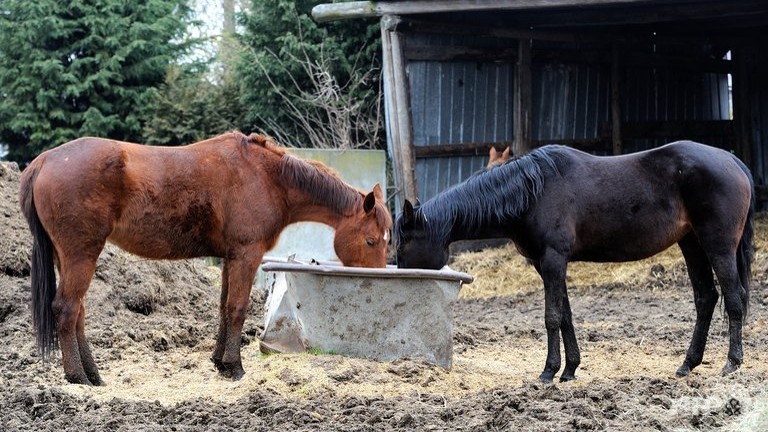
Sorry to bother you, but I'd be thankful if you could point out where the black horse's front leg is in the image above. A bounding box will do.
[559,291,581,382]
[537,250,570,383]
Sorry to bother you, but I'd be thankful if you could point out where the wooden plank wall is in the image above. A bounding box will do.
[386,21,740,202]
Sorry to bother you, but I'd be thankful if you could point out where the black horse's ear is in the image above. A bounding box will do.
[363,190,376,213]
[402,199,415,228]
[414,198,422,208]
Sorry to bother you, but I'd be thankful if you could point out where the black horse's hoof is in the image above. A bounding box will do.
[559,373,576,382]
[675,363,691,378]
[721,359,741,376]
[538,372,555,384]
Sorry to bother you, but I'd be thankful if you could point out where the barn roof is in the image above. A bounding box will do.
[313,1,768,35]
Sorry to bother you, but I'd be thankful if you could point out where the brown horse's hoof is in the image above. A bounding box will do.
[215,360,245,380]
[210,356,226,373]
[65,373,94,386]
[721,359,741,376]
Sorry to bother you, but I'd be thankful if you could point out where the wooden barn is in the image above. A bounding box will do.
[313,0,768,208]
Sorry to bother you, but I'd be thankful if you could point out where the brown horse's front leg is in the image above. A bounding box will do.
[537,250,569,383]
[217,254,261,380]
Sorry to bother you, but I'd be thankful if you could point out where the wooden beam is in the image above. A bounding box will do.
[312,0,660,23]
[412,139,609,158]
[394,17,604,44]
[380,15,418,204]
[623,52,733,74]
[404,44,518,62]
[513,39,533,156]
[413,142,513,158]
[620,120,734,140]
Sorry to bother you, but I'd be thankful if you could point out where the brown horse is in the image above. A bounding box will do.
[19,131,392,385]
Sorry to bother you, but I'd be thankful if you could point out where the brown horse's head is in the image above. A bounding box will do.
[334,184,391,267]
[487,146,511,169]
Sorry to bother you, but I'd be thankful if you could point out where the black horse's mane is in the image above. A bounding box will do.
[410,145,561,246]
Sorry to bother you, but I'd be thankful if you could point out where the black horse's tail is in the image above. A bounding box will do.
[19,161,58,359]
[734,156,754,318]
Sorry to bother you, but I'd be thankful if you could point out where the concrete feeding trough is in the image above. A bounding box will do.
[259,259,473,369]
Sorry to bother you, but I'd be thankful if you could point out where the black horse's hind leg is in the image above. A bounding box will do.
[536,250,570,383]
[710,254,747,375]
[676,233,719,377]
[559,291,581,382]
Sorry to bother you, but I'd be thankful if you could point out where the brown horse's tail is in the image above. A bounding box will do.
[735,157,754,318]
[19,161,58,359]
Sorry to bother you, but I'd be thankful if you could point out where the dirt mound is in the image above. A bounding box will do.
[0,162,30,277]
[1,160,767,431]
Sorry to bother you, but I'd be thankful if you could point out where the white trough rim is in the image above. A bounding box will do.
[260,259,474,284]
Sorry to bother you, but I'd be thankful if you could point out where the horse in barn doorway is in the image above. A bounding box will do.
[395,141,753,383]
[20,131,392,385]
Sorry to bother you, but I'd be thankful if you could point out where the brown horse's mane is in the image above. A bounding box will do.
[214,131,389,225]
[223,132,359,219]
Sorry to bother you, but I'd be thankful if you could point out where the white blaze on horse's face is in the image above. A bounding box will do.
[383,229,389,242]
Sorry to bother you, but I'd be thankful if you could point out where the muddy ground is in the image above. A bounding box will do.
[1,160,767,431]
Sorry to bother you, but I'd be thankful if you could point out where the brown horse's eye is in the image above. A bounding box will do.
[365,238,375,247]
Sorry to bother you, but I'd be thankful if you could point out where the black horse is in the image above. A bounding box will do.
[395,141,754,383]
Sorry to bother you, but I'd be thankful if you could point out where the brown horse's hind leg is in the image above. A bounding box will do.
[53,257,99,385]
[676,233,719,377]
[211,261,229,372]
[76,302,103,385]
[217,253,262,380]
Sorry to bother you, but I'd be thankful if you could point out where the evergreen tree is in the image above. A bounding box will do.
[142,65,242,146]
[235,0,381,148]
[0,0,194,162]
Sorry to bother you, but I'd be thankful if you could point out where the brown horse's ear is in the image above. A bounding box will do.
[373,183,384,201]
[402,199,415,228]
[502,147,511,160]
[489,147,498,159]
[363,190,376,214]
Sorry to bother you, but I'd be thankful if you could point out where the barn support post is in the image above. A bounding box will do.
[381,15,418,207]
[732,47,754,169]
[610,42,623,155]
[513,38,532,156]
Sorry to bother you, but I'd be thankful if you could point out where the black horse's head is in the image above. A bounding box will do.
[394,199,449,270]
